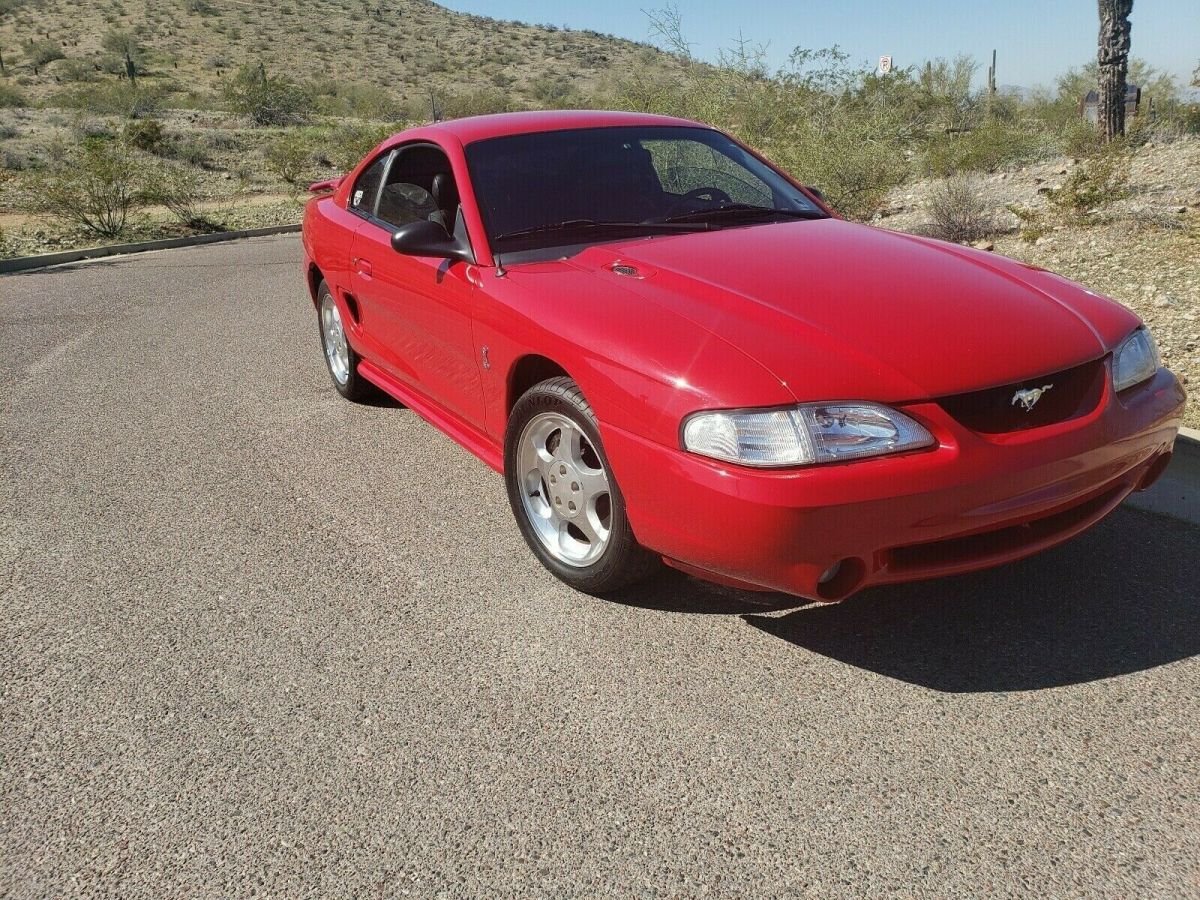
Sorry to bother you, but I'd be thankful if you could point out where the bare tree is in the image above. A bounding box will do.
[1096,0,1133,142]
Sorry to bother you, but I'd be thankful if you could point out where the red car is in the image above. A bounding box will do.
[302,110,1185,602]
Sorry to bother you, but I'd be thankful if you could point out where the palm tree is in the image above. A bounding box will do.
[1096,0,1134,142]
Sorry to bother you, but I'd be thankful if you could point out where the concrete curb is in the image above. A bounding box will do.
[0,224,301,274]
[1125,425,1199,525]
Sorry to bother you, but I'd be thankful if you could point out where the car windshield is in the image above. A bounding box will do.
[464,125,826,257]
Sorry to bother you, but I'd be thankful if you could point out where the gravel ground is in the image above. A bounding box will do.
[2,236,1199,898]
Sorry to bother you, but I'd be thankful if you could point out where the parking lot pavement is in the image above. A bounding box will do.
[2,235,1198,898]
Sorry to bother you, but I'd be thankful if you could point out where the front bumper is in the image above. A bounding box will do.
[603,368,1186,601]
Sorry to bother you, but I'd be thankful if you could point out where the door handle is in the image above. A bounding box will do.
[353,257,373,278]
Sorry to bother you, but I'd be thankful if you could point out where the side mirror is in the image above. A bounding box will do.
[390,219,473,264]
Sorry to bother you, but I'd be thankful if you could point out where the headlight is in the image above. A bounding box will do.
[1112,327,1160,392]
[681,402,935,467]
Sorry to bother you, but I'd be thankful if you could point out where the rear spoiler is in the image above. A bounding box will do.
[308,176,343,194]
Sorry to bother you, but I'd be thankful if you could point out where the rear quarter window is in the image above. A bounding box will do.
[350,155,387,214]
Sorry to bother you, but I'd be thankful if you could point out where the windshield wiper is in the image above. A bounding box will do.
[653,204,826,225]
[494,218,707,242]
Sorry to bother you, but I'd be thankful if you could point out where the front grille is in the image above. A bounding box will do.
[938,358,1106,434]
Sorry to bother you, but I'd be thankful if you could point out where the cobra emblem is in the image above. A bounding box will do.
[1012,384,1053,411]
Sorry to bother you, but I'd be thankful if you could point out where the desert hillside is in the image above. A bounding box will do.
[0,0,681,110]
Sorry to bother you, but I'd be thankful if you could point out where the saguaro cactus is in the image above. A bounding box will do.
[1096,0,1133,141]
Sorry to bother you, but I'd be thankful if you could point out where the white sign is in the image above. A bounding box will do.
[878,55,893,74]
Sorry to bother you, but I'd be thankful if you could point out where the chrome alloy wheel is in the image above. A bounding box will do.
[320,293,351,385]
[516,412,612,567]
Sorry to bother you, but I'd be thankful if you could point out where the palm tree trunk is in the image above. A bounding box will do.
[1097,0,1133,142]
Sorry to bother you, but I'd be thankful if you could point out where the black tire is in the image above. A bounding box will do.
[504,376,659,594]
[315,280,374,402]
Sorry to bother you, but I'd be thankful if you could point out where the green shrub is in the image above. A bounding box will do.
[21,140,151,236]
[265,133,310,184]
[123,117,165,153]
[28,40,65,67]
[1047,144,1131,218]
[921,119,1051,177]
[307,78,400,119]
[47,82,168,117]
[222,64,310,126]
[324,122,395,171]
[440,88,515,119]
[54,58,101,83]
[0,82,27,108]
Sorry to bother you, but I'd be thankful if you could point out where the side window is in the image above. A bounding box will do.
[376,145,459,231]
[350,154,388,215]
[642,139,774,207]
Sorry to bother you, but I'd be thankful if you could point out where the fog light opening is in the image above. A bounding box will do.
[1136,451,1172,492]
[815,557,866,601]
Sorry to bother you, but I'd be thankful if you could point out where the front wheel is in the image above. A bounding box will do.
[504,377,658,594]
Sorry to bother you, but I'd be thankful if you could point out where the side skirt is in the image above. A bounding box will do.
[357,360,504,474]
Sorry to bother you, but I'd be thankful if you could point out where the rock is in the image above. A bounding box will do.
[1154,295,1175,309]
[972,240,995,251]
[1037,186,1053,195]
[1175,206,1187,214]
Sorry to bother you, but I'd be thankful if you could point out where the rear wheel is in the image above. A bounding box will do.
[316,281,372,401]
[505,377,658,594]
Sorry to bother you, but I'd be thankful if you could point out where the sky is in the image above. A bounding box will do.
[438,0,1199,92]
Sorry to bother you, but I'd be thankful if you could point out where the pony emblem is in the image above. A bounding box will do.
[1012,384,1053,411]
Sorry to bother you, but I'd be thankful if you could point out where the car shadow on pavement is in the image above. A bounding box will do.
[738,506,1200,692]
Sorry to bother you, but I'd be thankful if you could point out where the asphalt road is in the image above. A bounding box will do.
[2,235,1198,899]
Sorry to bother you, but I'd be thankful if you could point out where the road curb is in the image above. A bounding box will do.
[0,224,301,274]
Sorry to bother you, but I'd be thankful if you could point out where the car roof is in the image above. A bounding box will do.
[424,109,711,145]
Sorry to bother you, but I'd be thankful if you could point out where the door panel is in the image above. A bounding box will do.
[350,222,484,424]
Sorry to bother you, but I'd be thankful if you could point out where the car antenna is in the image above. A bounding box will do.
[494,252,507,278]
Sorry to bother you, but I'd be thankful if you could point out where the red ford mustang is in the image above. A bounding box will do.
[302,110,1185,602]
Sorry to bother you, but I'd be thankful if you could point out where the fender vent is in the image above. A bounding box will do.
[611,264,640,278]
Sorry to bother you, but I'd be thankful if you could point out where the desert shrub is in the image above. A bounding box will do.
[123,117,165,153]
[0,82,26,108]
[924,175,998,243]
[222,64,310,126]
[161,135,212,167]
[1006,204,1050,243]
[265,133,310,184]
[529,75,588,109]
[47,82,168,117]
[324,122,394,171]
[100,29,146,70]
[307,78,400,119]
[921,119,1051,177]
[143,162,215,230]
[28,40,65,67]
[54,58,101,83]
[441,88,516,119]
[21,139,150,236]
[1047,144,1131,218]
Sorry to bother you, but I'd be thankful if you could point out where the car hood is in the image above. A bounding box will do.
[564,218,1139,402]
